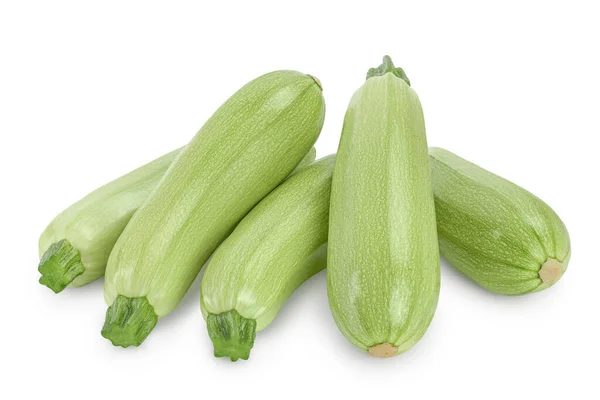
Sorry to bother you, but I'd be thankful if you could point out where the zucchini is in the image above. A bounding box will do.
[430,147,571,295]
[37,149,180,293]
[200,155,334,361]
[37,147,315,293]
[102,70,324,347]
[327,56,440,358]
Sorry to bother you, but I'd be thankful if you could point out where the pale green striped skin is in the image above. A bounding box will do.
[430,147,571,295]
[38,149,180,289]
[327,58,439,357]
[200,155,334,360]
[104,70,324,324]
[38,148,316,293]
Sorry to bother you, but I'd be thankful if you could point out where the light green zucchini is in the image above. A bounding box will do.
[37,147,315,293]
[200,155,334,361]
[430,147,571,295]
[102,70,324,347]
[37,149,180,293]
[327,56,440,358]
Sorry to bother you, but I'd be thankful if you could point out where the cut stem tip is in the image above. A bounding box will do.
[207,310,256,362]
[38,239,85,293]
[368,342,398,358]
[101,295,158,348]
[366,55,411,86]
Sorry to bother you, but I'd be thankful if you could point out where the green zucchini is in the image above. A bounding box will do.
[37,149,180,293]
[37,147,315,293]
[102,70,324,347]
[200,155,334,361]
[430,147,571,295]
[327,56,440,358]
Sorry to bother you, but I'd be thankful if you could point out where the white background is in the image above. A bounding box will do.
[1,1,598,399]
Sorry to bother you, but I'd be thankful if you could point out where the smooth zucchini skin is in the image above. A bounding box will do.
[38,149,181,293]
[430,147,571,295]
[327,56,440,358]
[103,70,324,347]
[200,155,334,361]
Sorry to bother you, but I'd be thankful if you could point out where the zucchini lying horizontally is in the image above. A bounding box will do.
[38,149,180,293]
[430,147,571,295]
[200,155,334,361]
[38,147,315,294]
[327,56,440,358]
[102,70,325,347]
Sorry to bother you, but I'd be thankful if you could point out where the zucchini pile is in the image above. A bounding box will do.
[38,56,570,360]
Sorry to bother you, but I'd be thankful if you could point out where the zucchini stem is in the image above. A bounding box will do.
[101,296,158,347]
[206,310,256,361]
[366,55,411,86]
[38,240,85,293]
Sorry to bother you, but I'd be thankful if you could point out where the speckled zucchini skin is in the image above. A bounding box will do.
[430,147,570,295]
[104,71,325,321]
[38,147,315,294]
[38,149,180,291]
[327,57,440,357]
[200,155,334,360]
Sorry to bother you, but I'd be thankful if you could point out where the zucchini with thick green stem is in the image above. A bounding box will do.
[37,147,316,293]
[200,155,334,361]
[102,70,324,347]
[327,56,440,358]
[430,147,571,295]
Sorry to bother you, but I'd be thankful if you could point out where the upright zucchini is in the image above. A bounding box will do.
[327,56,439,358]
[200,155,334,361]
[38,147,315,294]
[102,70,324,347]
[430,147,571,295]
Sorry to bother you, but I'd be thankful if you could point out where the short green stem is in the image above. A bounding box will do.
[101,295,158,347]
[366,55,411,86]
[206,310,256,361]
[38,239,85,293]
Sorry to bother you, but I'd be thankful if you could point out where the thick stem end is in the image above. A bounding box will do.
[207,310,256,361]
[368,342,399,358]
[366,55,411,86]
[101,295,158,348]
[38,239,85,293]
